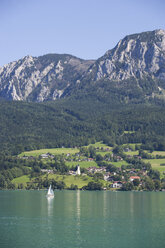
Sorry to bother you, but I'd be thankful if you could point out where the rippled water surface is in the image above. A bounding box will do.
[0,190,165,248]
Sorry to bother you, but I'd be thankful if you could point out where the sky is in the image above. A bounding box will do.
[0,0,165,66]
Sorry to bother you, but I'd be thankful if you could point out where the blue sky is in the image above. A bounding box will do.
[0,0,165,66]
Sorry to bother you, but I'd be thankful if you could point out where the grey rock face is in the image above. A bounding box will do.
[87,29,165,82]
[0,54,94,101]
[0,29,165,102]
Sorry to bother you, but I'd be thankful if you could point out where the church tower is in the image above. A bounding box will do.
[76,165,81,175]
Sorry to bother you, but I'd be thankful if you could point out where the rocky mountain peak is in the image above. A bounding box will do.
[0,30,165,102]
[0,53,94,101]
[89,29,165,81]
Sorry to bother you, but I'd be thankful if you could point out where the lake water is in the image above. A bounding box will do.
[0,190,165,248]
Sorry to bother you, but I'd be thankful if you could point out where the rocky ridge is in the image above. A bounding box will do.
[0,54,94,101]
[0,29,165,102]
[89,29,165,82]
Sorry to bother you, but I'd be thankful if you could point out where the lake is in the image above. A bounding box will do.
[0,190,165,248]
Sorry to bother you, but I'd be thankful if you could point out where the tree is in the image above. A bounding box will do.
[122,182,134,191]
[148,169,160,180]
[88,146,96,158]
[113,145,123,154]
[154,179,161,190]
[0,174,6,188]
[33,166,41,173]
[83,181,103,190]
[106,164,117,173]
[93,173,104,181]
[96,154,103,162]
[68,184,78,190]
[133,179,140,187]
[144,177,155,191]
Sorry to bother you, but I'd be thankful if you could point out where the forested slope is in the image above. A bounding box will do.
[0,95,165,155]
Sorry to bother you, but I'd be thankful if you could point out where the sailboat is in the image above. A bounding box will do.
[47,185,54,198]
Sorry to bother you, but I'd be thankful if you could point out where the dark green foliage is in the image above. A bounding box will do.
[83,181,103,190]
[121,182,134,191]
[0,80,165,158]
[154,180,161,190]
[148,169,160,180]
[106,164,118,173]
[68,184,78,190]
[93,172,104,181]
[42,178,66,190]
[133,179,140,187]
[144,177,155,191]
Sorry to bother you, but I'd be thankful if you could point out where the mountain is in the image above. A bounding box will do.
[0,54,94,101]
[0,29,165,102]
[87,29,165,82]
[1,29,165,154]
[77,29,165,103]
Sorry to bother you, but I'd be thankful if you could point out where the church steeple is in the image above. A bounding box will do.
[76,165,81,175]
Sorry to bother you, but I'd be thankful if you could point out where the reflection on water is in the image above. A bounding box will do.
[1,191,165,248]
[76,190,81,246]
[47,197,54,217]
[76,190,80,221]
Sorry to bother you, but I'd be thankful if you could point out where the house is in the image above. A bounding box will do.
[104,172,111,181]
[40,154,49,159]
[95,167,106,173]
[116,156,123,161]
[88,158,94,161]
[130,176,140,182]
[124,147,132,152]
[40,153,54,159]
[87,166,106,174]
[111,181,123,188]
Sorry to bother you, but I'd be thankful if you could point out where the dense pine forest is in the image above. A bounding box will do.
[0,92,165,156]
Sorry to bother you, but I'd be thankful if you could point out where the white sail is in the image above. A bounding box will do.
[47,185,54,198]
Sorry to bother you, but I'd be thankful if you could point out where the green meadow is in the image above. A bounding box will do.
[143,158,165,176]
[123,150,139,156]
[65,161,98,168]
[19,148,79,157]
[122,143,141,149]
[151,151,165,156]
[48,174,92,188]
[110,160,129,168]
[96,151,112,156]
[86,141,112,149]
[12,175,31,187]
[12,174,94,189]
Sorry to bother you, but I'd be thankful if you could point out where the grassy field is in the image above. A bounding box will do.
[143,159,165,176]
[12,175,31,187]
[12,174,93,189]
[110,160,129,168]
[65,161,98,168]
[122,143,141,149]
[151,151,165,156]
[123,151,139,156]
[96,151,112,156]
[86,142,112,149]
[47,174,92,188]
[19,148,79,157]
[12,172,108,189]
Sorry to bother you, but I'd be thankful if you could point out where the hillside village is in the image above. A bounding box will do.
[0,142,163,191]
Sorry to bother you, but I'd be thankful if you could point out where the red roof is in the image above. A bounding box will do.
[130,176,140,179]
